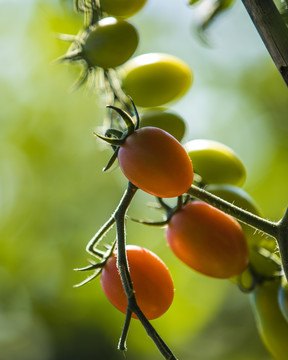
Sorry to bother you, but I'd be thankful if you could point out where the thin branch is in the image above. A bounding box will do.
[114,182,178,360]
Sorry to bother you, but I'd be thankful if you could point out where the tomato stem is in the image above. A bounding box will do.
[114,181,178,360]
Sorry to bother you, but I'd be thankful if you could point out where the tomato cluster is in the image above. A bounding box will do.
[60,2,287,360]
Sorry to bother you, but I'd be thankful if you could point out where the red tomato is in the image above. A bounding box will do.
[166,201,249,278]
[100,245,174,320]
[118,127,193,198]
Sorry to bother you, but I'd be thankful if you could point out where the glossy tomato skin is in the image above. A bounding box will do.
[250,279,288,360]
[82,17,138,69]
[118,127,193,198]
[100,245,174,320]
[166,201,249,278]
[120,53,193,107]
[184,139,246,186]
[100,0,147,18]
[139,108,186,142]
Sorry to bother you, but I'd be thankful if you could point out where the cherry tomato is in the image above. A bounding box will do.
[100,0,147,18]
[118,127,194,198]
[166,201,249,278]
[120,53,193,107]
[139,108,186,142]
[100,245,174,320]
[82,17,139,69]
[184,139,246,186]
[250,279,288,360]
[205,184,281,279]
[278,277,288,322]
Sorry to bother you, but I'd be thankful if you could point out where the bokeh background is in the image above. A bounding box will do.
[0,0,288,359]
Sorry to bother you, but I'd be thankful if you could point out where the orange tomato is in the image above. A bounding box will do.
[166,201,249,278]
[118,127,193,198]
[100,245,174,320]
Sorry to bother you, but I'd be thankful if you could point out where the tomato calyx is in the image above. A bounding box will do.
[131,195,191,227]
[94,99,140,171]
[74,241,117,287]
[236,248,283,294]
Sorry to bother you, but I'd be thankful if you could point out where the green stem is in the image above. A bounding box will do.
[187,185,278,237]
[114,182,178,360]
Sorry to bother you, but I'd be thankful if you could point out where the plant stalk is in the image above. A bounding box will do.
[241,0,288,86]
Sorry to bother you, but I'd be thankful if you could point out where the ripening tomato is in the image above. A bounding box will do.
[100,245,174,320]
[81,17,139,69]
[120,53,193,107]
[118,127,193,198]
[278,277,288,322]
[205,184,281,279]
[184,139,246,186]
[250,279,288,360]
[100,0,147,18]
[139,108,186,142]
[166,201,249,278]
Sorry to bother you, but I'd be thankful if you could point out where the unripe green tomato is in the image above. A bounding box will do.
[82,17,139,69]
[250,279,288,360]
[139,108,186,142]
[120,53,193,107]
[184,139,246,186]
[100,0,147,18]
[278,277,288,322]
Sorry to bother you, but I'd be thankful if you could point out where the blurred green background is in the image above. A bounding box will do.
[0,0,287,359]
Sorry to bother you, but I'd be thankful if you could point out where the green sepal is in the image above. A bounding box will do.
[94,132,124,146]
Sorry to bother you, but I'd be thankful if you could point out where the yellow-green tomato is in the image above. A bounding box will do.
[82,17,139,69]
[120,53,193,107]
[100,0,147,18]
[139,108,186,142]
[250,279,288,360]
[184,139,246,186]
[278,277,288,322]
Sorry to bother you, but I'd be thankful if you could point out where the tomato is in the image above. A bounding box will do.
[139,108,186,142]
[205,184,281,278]
[278,277,288,322]
[120,53,193,107]
[184,139,246,186]
[250,279,288,360]
[100,245,174,320]
[118,127,193,198]
[166,201,249,278]
[100,0,147,18]
[81,17,139,69]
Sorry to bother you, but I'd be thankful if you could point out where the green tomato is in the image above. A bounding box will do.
[250,279,288,360]
[100,0,147,18]
[120,53,193,107]
[278,277,288,322]
[139,108,186,142]
[81,17,139,69]
[184,139,246,186]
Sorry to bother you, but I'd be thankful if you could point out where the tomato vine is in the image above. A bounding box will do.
[57,1,288,359]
